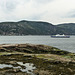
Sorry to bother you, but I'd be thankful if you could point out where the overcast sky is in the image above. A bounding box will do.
[0,0,75,24]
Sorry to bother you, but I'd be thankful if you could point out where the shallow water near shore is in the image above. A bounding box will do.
[0,35,75,52]
[0,54,37,75]
[0,62,36,75]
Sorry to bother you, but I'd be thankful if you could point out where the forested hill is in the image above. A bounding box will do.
[56,23,75,35]
[0,20,75,35]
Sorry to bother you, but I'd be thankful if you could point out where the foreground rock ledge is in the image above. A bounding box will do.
[0,43,75,62]
[0,44,75,75]
[0,43,73,55]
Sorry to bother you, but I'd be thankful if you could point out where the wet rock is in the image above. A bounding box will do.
[9,61,17,65]
[23,55,32,58]
[68,68,73,72]
[0,44,75,75]
[13,68,21,72]
[33,69,51,75]
[69,61,75,64]
[0,43,72,55]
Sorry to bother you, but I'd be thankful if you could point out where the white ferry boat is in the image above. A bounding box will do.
[51,34,70,38]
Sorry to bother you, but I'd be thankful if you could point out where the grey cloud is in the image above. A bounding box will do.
[66,10,75,18]
[28,13,44,20]
[34,0,54,4]
[0,0,18,13]
[6,1,17,11]
[68,14,75,18]
[4,0,31,12]
[0,0,53,13]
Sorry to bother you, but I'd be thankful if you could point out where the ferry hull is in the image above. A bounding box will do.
[51,35,70,38]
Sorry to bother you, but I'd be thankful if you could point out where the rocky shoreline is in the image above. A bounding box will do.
[0,44,75,75]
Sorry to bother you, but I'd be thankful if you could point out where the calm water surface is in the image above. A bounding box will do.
[0,36,75,53]
[0,62,36,75]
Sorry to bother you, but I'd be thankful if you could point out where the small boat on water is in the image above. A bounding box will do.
[51,34,70,38]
